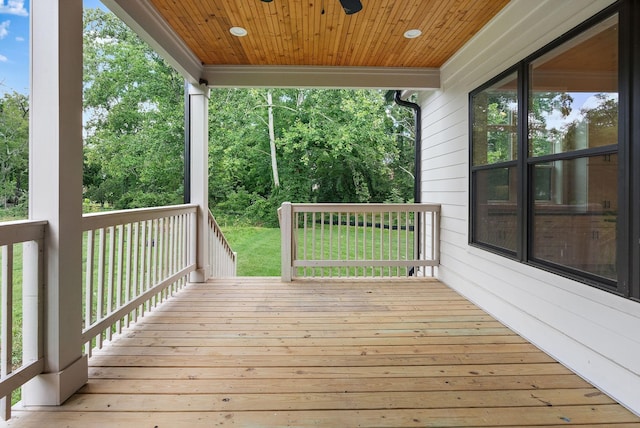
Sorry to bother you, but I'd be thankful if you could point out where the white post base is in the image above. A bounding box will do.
[189,268,207,283]
[21,356,88,406]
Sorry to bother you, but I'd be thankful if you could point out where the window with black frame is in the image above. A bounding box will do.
[470,72,519,253]
[528,15,618,282]
[470,11,620,288]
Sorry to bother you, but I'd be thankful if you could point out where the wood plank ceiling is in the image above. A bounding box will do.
[148,0,510,68]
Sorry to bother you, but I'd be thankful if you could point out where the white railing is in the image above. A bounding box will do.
[81,204,197,355]
[0,204,235,420]
[207,210,237,278]
[278,202,440,281]
[0,220,46,420]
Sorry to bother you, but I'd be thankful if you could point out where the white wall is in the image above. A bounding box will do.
[420,0,640,415]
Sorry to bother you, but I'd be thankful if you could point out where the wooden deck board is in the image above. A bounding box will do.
[31,389,618,412]
[9,277,640,427]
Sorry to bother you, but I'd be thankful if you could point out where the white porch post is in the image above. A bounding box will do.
[188,84,210,282]
[22,0,88,405]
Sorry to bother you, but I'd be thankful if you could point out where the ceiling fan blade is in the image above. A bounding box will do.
[339,0,362,15]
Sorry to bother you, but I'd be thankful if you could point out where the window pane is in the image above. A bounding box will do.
[472,73,518,166]
[534,164,553,201]
[473,167,517,252]
[531,154,617,280]
[529,15,618,157]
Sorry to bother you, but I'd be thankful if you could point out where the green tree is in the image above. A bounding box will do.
[279,89,397,203]
[208,88,298,225]
[386,95,418,202]
[83,8,184,209]
[208,89,412,225]
[0,91,29,216]
[81,9,415,221]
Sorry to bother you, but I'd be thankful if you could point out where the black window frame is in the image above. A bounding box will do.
[628,0,640,302]
[469,0,640,299]
[469,66,521,257]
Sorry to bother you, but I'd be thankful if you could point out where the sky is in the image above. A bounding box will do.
[0,0,107,95]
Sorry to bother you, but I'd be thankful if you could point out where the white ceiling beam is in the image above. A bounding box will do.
[202,65,440,90]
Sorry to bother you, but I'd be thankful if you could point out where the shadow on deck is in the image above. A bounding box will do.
[8,277,640,427]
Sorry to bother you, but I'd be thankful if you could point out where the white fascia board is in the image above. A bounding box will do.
[101,0,203,85]
[202,65,440,90]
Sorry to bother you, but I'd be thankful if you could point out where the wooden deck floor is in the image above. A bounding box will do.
[9,277,640,427]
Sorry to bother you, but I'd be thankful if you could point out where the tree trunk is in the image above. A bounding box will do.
[267,90,280,188]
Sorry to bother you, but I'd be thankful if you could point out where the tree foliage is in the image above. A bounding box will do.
[0,91,29,215]
[1,9,418,225]
[82,8,184,209]
[209,88,416,225]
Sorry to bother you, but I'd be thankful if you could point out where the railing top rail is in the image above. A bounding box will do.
[0,219,47,246]
[82,204,198,231]
[208,209,236,260]
[287,203,441,213]
[208,209,221,228]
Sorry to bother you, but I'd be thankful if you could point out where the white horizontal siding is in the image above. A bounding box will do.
[423,177,466,192]
[422,151,467,173]
[419,0,640,415]
[423,162,467,182]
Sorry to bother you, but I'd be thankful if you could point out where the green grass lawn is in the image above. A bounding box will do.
[220,227,281,276]
[221,224,416,277]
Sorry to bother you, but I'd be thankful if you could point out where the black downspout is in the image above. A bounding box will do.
[184,80,191,204]
[393,91,421,203]
[393,90,421,276]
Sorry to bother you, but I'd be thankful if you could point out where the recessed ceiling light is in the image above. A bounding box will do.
[404,29,422,39]
[230,27,248,37]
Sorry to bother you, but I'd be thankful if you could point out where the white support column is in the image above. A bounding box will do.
[280,202,293,282]
[188,84,210,283]
[22,0,88,405]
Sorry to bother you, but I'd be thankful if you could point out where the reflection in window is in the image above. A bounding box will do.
[528,14,618,282]
[472,73,518,166]
[529,15,618,157]
[471,10,621,289]
[531,155,617,280]
[473,167,517,252]
[529,92,618,156]
[534,164,552,201]
[471,72,518,252]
